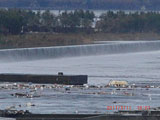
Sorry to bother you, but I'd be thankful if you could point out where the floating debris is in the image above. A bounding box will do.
[11,92,40,98]
[26,102,35,107]
[108,80,128,88]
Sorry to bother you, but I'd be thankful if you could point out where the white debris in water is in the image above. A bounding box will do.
[0,41,160,113]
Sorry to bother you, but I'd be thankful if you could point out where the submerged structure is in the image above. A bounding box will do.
[0,72,88,85]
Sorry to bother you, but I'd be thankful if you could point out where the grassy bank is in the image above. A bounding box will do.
[89,32,160,41]
[0,32,160,49]
[0,33,91,49]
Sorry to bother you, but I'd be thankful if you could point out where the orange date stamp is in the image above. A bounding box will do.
[107,106,150,111]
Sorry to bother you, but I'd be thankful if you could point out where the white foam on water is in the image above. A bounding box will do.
[0,40,160,62]
[0,41,160,114]
[0,41,160,85]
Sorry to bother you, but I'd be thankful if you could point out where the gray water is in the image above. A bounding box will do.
[1,41,160,62]
[0,41,160,114]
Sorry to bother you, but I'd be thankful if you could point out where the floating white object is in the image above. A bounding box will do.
[108,80,128,87]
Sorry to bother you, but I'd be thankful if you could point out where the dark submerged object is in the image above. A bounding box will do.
[0,72,87,85]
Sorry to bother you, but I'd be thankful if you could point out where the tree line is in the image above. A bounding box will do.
[97,11,160,33]
[1,9,160,35]
[0,9,95,34]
